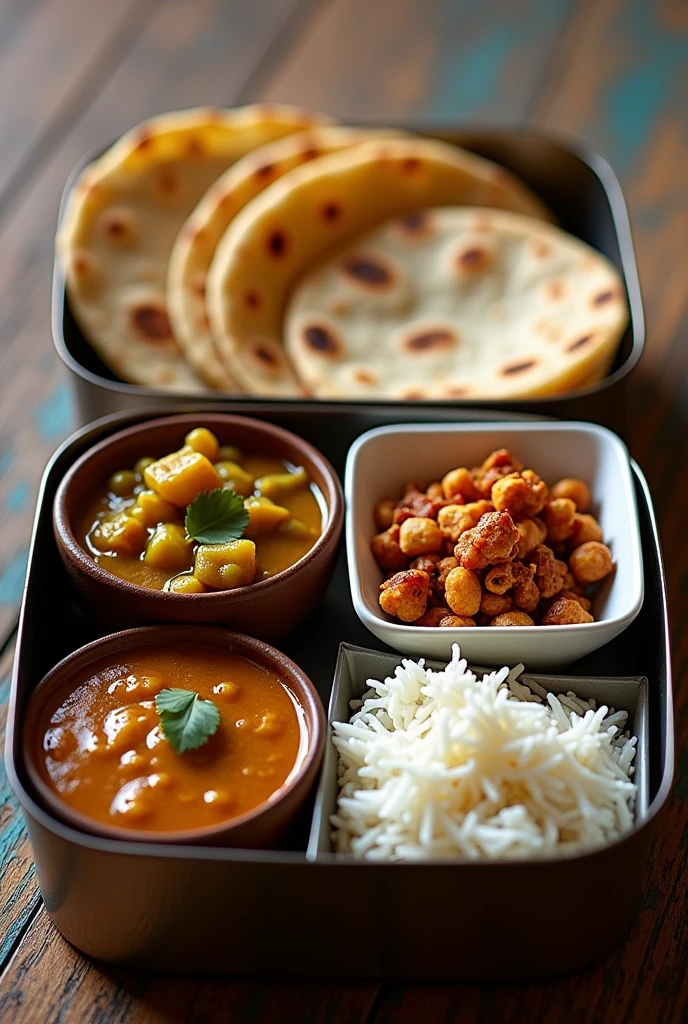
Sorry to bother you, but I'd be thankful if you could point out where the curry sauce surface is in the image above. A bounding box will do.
[37,646,305,832]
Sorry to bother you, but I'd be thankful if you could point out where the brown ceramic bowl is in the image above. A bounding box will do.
[54,413,343,640]
[22,625,326,847]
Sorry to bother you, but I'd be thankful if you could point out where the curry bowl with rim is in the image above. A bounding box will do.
[345,421,644,671]
[53,412,343,640]
[22,625,326,847]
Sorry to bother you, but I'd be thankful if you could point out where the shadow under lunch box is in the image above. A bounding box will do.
[5,405,673,980]
[53,128,644,438]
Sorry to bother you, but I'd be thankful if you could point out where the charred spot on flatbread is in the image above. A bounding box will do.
[254,162,275,181]
[156,168,182,199]
[351,367,379,386]
[341,254,395,289]
[592,288,619,307]
[396,211,434,239]
[566,333,595,353]
[133,127,153,152]
[128,301,174,344]
[500,359,538,376]
[70,250,100,296]
[443,384,472,398]
[245,337,288,377]
[545,280,566,301]
[321,200,343,224]
[531,240,552,259]
[301,323,345,359]
[192,276,206,299]
[244,288,261,310]
[399,387,429,400]
[401,157,421,174]
[186,136,205,158]
[266,229,288,258]
[402,327,458,354]
[455,244,492,273]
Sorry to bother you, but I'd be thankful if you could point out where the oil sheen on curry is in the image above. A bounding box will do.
[36,646,306,832]
[75,427,323,592]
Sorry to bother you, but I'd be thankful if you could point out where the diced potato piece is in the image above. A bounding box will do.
[256,467,309,500]
[185,427,219,463]
[215,461,255,497]
[129,490,179,528]
[278,517,315,540]
[243,495,291,537]
[194,539,256,590]
[144,523,193,573]
[166,574,207,594]
[218,445,242,463]
[144,447,222,507]
[91,510,148,556]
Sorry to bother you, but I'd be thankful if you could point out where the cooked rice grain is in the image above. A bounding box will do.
[331,645,637,860]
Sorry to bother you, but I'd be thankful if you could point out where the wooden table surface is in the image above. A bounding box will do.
[0,0,686,1020]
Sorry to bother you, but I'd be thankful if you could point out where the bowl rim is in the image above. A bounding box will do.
[21,624,326,844]
[53,412,344,602]
[345,419,644,640]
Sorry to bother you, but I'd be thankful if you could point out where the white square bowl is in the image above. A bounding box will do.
[345,422,644,671]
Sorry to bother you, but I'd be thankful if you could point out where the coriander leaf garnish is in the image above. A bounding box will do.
[185,487,249,545]
[155,688,221,755]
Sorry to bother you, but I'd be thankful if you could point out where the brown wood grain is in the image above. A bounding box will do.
[0,905,378,1024]
[0,635,40,975]
[0,0,155,214]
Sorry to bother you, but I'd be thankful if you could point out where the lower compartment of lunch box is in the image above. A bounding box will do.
[7,407,672,979]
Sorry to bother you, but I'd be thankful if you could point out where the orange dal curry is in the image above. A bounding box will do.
[36,646,305,833]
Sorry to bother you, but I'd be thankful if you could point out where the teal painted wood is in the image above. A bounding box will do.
[0,642,40,972]
[425,0,572,123]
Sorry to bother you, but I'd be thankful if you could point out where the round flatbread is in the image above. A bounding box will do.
[57,104,331,392]
[206,136,553,396]
[285,207,628,400]
[167,126,401,389]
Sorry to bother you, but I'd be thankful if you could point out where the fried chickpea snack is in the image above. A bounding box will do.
[370,450,613,628]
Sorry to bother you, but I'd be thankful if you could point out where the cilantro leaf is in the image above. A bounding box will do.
[185,487,249,545]
[155,688,221,754]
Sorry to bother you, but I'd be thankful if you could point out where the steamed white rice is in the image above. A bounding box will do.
[331,645,637,860]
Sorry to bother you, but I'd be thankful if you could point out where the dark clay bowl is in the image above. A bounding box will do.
[22,625,326,847]
[54,413,343,640]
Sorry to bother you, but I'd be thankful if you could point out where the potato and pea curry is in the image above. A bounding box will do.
[371,447,613,627]
[76,427,323,592]
[35,645,305,833]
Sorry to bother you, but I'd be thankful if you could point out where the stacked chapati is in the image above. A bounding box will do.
[58,105,629,400]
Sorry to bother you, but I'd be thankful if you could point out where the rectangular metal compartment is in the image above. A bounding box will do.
[309,645,650,857]
[6,406,673,981]
[53,128,644,437]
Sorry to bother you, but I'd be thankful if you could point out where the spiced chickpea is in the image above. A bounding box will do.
[454,511,519,571]
[444,566,482,616]
[399,516,443,556]
[570,513,603,548]
[437,500,493,542]
[530,544,566,598]
[441,467,480,502]
[550,478,591,512]
[426,482,444,500]
[491,469,548,520]
[371,525,408,570]
[558,590,592,611]
[373,498,396,531]
[543,498,576,542]
[569,541,613,583]
[515,516,547,559]
[416,606,452,627]
[490,612,534,626]
[439,615,476,627]
[480,592,513,617]
[379,569,430,622]
[410,553,441,573]
[542,597,594,625]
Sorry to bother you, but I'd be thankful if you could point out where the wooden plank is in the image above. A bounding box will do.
[0,0,309,643]
[0,634,40,974]
[0,0,155,214]
[260,0,573,122]
[0,905,379,1024]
